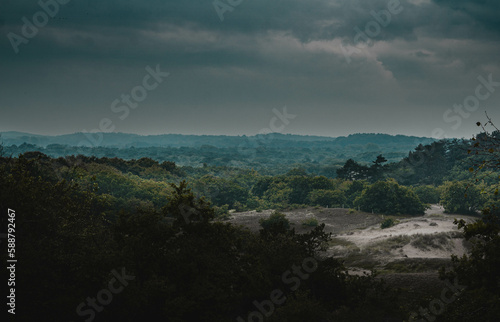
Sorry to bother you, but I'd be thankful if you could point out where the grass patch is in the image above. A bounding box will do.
[366,235,411,255]
[449,231,463,238]
[328,238,361,261]
[329,237,357,248]
[410,233,452,251]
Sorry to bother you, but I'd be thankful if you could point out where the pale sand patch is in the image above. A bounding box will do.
[336,208,475,259]
[229,205,475,261]
[339,218,461,248]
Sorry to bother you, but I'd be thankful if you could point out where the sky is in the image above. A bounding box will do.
[0,0,499,139]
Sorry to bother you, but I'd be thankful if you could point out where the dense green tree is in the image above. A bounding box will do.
[288,176,314,205]
[369,154,388,182]
[162,180,215,226]
[343,179,368,207]
[354,179,425,215]
[0,154,114,321]
[440,181,484,215]
[392,140,471,186]
[336,159,369,181]
[438,207,500,321]
[310,175,334,190]
[263,181,293,206]
[438,121,500,321]
[412,185,440,204]
[252,176,275,197]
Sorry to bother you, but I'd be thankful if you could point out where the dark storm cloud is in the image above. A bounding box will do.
[433,0,500,31]
[1,0,412,52]
[1,0,496,60]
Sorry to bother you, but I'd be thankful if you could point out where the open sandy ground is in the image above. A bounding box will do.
[229,205,477,270]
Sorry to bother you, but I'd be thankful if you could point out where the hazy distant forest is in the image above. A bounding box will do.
[1,126,500,321]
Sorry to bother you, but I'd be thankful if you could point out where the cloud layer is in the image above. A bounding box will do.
[1,0,499,138]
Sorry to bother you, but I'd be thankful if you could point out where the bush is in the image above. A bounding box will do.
[213,204,230,220]
[302,217,319,227]
[381,218,395,229]
[259,211,291,234]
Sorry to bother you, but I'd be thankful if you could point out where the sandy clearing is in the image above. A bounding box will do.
[229,205,477,263]
[339,217,462,248]
[334,205,476,260]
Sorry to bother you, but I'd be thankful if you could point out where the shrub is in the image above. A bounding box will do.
[302,217,319,227]
[213,204,230,220]
[259,211,290,234]
[381,218,395,229]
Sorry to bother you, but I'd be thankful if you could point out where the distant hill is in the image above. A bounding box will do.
[0,131,436,149]
[0,131,442,174]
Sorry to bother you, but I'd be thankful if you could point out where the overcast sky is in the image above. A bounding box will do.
[1,0,499,139]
